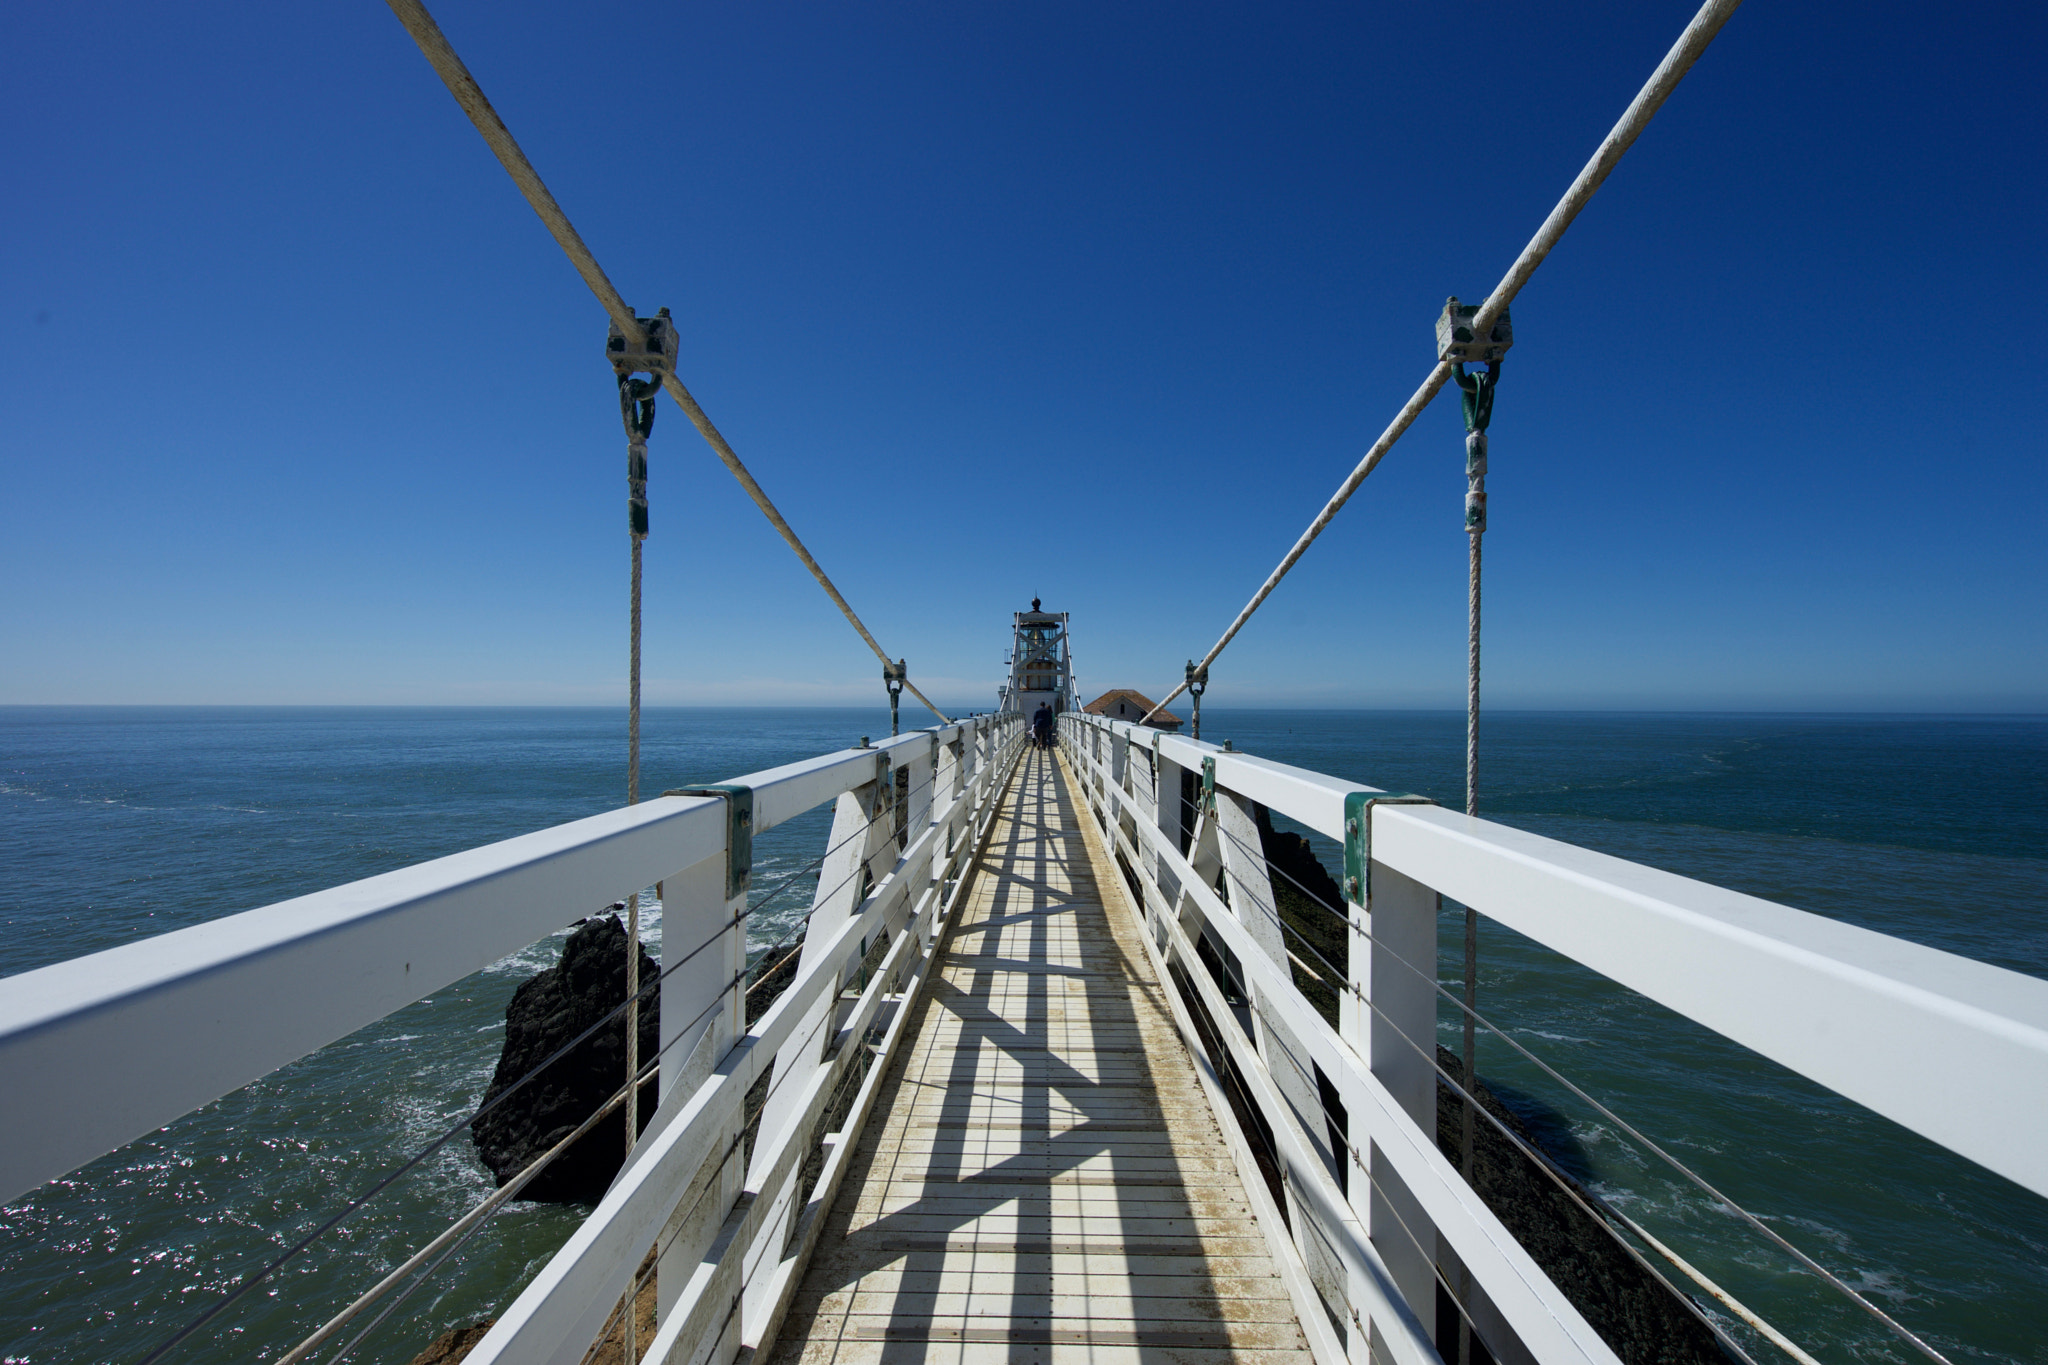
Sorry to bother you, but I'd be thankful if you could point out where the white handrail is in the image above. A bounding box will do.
[1372,803,2048,1199]
[1073,714,2048,1199]
[0,721,997,1206]
[464,721,1025,1363]
[1058,714,1616,1365]
[1057,710,2048,1364]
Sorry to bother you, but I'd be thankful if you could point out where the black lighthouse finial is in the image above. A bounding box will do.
[1031,597,1041,611]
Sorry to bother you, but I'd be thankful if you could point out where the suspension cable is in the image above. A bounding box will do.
[1175,788,1954,1365]
[1451,352,1500,1365]
[140,730,1019,1364]
[272,1048,658,1365]
[382,0,953,725]
[614,360,662,1178]
[1105,763,1768,1359]
[1141,0,1743,724]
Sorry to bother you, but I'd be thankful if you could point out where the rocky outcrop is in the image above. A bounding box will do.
[1434,1047,1733,1365]
[405,1319,493,1365]
[1258,822,1346,913]
[471,913,659,1204]
[1254,808,1349,1027]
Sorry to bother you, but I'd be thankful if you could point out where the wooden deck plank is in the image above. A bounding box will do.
[766,747,1309,1364]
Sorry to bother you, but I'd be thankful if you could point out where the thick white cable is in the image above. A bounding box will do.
[1142,0,1743,723]
[383,0,952,725]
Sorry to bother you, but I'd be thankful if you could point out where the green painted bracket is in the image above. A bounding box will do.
[664,783,755,899]
[1342,791,1436,907]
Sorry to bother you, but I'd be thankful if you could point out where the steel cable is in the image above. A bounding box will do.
[1164,783,1952,1365]
[1141,0,1744,724]
[137,741,1004,1365]
[382,0,952,725]
[279,1048,660,1365]
[1127,783,1800,1363]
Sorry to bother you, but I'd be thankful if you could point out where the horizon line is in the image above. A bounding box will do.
[2,703,2043,718]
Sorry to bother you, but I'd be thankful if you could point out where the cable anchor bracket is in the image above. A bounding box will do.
[1438,296,1510,536]
[609,307,675,540]
[883,659,908,736]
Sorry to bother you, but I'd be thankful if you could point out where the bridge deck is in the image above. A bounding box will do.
[769,745,1310,1364]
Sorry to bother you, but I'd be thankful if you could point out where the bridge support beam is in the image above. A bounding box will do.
[1362,861,1445,1359]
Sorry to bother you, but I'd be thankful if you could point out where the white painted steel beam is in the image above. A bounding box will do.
[466,726,1022,1365]
[1079,715,1376,841]
[1064,730,1615,1365]
[1372,804,2048,1199]
[0,725,1000,1206]
[0,795,725,1205]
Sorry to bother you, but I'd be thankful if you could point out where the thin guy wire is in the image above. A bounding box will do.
[301,1049,659,1365]
[138,898,751,1365]
[1349,1082,1762,1365]
[578,1083,775,1365]
[338,910,875,1365]
[627,514,645,1177]
[1129,791,1783,1365]
[382,0,951,725]
[1141,0,1744,725]
[1328,942,1776,1365]
[1081,732,1811,1364]
[1461,511,1482,1365]
[1131,772,1749,1357]
[1163,771,1952,1365]
[145,727,1014,1364]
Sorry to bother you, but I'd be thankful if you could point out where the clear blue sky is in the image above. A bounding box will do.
[3,1,2042,712]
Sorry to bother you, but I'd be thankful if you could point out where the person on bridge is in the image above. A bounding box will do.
[1032,703,1054,750]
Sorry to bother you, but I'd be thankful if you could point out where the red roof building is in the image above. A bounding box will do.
[1082,689,1183,731]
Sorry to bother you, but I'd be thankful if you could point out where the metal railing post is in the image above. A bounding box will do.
[653,840,751,1346]
[1361,859,1442,1356]
[741,753,891,1326]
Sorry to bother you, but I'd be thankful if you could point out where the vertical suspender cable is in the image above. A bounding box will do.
[1139,0,1743,726]
[1452,357,1498,1365]
[1450,358,1499,1188]
[382,0,953,727]
[615,371,659,1186]
[616,374,659,1365]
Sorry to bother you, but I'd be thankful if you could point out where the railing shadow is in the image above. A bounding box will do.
[770,747,1301,1361]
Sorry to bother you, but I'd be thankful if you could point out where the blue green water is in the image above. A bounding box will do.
[1,707,2043,1363]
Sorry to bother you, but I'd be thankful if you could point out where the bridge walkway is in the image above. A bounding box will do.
[768,743,1311,1364]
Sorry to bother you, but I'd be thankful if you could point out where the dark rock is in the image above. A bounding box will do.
[1257,822,1346,913]
[1434,1046,1733,1365]
[1253,807,1349,1027]
[471,914,659,1203]
[405,1319,493,1365]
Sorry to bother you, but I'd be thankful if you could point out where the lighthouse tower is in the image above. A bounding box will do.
[1001,597,1072,717]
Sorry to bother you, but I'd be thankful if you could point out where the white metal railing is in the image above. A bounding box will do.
[473,716,1025,1365]
[1055,710,2048,1365]
[0,713,1024,1364]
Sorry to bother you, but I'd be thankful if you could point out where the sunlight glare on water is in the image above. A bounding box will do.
[1,707,2042,1363]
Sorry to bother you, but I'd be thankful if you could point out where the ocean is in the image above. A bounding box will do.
[0,707,2042,1363]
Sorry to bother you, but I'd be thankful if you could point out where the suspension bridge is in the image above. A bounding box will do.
[3,2,2047,1364]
